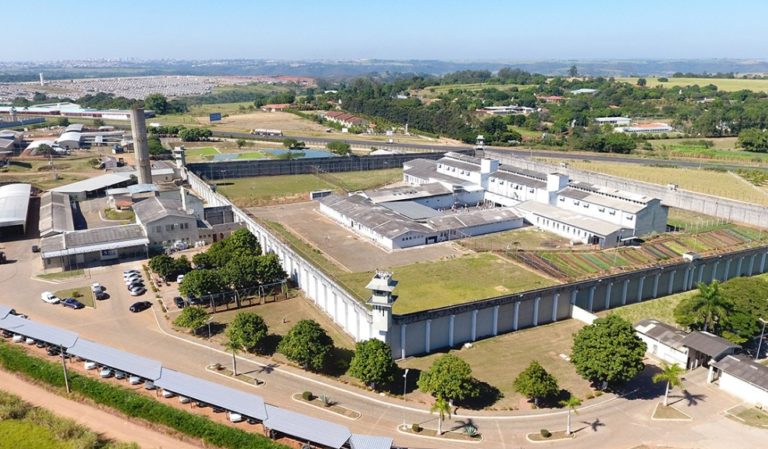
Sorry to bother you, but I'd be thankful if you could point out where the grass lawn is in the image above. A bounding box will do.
[236,151,268,159]
[616,77,768,92]
[337,253,556,314]
[0,421,72,449]
[597,290,694,326]
[37,269,84,281]
[209,295,355,350]
[727,405,768,428]
[459,226,571,252]
[183,146,219,158]
[54,286,96,308]
[398,319,592,410]
[218,168,402,207]
[104,209,135,221]
[559,161,768,205]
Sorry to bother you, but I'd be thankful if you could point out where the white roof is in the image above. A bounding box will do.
[51,173,134,194]
[349,434,394,449]
[68,338,163,380]
[0,183,31,227]
[0,314,79,348]
[26,139,57,150]
[515,200,625,237]
[263,404,351,449]
[56,131,82,143]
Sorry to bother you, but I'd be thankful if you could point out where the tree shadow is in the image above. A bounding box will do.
[379,367,422,396]
[323,346,354,377]
[576,417,605,433]
[451,417,478,433]
[669,389,706,407]
[206,322,227,338]
[615,363,665,400]
[256,362,279,375]
[259,334,282,356]
[456,380,503,410]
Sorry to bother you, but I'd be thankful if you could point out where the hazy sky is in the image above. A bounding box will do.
[7,0,768,61]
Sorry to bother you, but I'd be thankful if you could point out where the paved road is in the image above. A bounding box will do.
[0,370,202,449]
[211,130,767,172]
[1,234,765,449]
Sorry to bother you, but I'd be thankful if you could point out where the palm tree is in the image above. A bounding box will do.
[652,362,685,407]
[559,395,581,436]
[224,339,243,376]
[430,395,451,436]
[691,281,731,332]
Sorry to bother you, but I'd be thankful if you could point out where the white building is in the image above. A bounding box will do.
[56,131,82,150]
[595,116,631,126]
[617,123,674,134]
[478,105,536,116]
[710,354,768,408]
[634,319,689,367]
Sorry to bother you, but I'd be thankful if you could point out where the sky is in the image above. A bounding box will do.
[7,0,768,61]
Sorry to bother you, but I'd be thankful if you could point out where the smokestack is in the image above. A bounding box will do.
[130,108,152,185]
[180,186,187,211]
[39,73,44,86]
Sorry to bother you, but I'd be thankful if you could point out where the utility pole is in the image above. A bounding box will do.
[756,317,767,361]
[60,346,70,393]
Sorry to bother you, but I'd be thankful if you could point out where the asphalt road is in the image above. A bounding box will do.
[1,234,765,449]
[211,130,765,172]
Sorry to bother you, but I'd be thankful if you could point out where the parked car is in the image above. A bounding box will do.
[91,283,104,293]
[129,301,152,312]
[2,329,13,338]
[114,370,127,380]
[84,361,98,370]
[212,406,225,413]
[162,389,175,398]
[127,282,145,291]
[46,346,61,356]
[129,287,147,297]
[40,292,61,304]
[94,291,108,300]
[246,417,259,425]
[228,412,243,423]
[195,401,207,408]
[25,337,35,345]
[123,269,140,277]
[124,276,143,286]
[173,296,186,309]
[61,297,85,309]
[99,367,114,378]
[11,334,23,343]
[35,340,46,348]
[31,245,40,253]
[179,396,191,404]
[176,274,185,283]
[144,381,156,390]
[128,375,143,385]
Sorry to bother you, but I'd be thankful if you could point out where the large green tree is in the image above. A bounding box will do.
[738,128,768,152]
[512,361,559,407]
[277,320,334,371]
[674,281,733,333]
[348,339,396,389]
[226,312,268,353]
[255,253,287,285]
[144,93,169,115]
[571,315,646,387]
[173,306,208,334]
[223,255,262,290]
[149,254,191,280]
[178,269,227,298]
[417,354,478,403]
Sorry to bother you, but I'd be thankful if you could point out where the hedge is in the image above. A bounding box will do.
[0,342,286,449]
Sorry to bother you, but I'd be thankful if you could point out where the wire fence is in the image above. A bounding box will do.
[188,281,293,314]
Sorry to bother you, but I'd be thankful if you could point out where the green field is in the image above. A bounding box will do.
[337,253,556,314]
[218,168,403,207]
[617,77,768,92]
[648,139,768,163]
[558,160,768,205]
[415,82,533,99]
[598,290,693,327]
[183,146,219,158]
[237,151,269,159]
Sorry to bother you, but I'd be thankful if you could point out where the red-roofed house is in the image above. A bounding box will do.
[260,104,292,112]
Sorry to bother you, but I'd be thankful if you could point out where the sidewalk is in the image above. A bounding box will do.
[0,370,202,449]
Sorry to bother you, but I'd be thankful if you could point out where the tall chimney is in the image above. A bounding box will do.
[180,186,187,211]
[130,108,152,184]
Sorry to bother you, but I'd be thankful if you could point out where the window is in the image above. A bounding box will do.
[574,200,580,205]
[583,204,589,208]
[155,226,161,233]
[598,207,605,212]
[608,210,616,215]
[166,224,174,232]
[626,215,634,221]
[559,197,565,202]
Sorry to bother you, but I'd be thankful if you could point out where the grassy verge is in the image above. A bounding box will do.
[0,390,139,449]
[37,269,84,281]
[0,342,287,449]
[54,286,96,308]
[104,209,135,221]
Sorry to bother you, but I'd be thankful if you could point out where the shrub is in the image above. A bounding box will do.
[540,429,551,438]
[301,391,313,401]
[319,394,331,407]
[411,423,422,433]
[464,424,478,437]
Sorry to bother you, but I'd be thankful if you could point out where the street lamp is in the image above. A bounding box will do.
[755,317,767,361]
[401,368,409,429]
[206,318,213,339]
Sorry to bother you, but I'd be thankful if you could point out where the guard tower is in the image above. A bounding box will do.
[475,134,485,152]
[366,270,397,343]
[173,146,187,169]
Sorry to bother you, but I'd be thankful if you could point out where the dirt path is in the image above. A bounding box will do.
[0,371,202,449]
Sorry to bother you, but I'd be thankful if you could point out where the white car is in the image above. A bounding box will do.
[40,292,61,304]
[91,283,104,293]
[176,274,185,283]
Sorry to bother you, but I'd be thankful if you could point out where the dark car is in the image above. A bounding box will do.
[35,340,46,348]
[129,301,152,313]
[2,329,13,338]
[173,296,186,309]
[212,406,225,413]
[94,291,109,300]
[61,297,85,309]
[31,245,40,253]
[46,346,61,356]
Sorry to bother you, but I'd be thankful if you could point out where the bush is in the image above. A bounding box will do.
[464,423,478,437]
[411,423,422,433]
[540,429,551,438]
[301,391,313,401]
[0,342,285,449]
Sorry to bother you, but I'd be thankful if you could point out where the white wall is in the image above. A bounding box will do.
[719,372,768,408]
[637,334,689,367]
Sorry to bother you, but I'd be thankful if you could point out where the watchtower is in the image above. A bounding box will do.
[367,271,397,343]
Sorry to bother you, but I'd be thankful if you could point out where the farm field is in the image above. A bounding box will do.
[648,138,768,163]
[556,160,768,205]
[336,253,556,314]
[512,224,767,281]
[398,319,593,410]
[459,226,571,252]
[616,77,768,92]
[218,168,403,207]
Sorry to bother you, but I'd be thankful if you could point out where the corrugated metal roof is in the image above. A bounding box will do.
[380,201,442,220]
[41,224,148,257]
[263,404,351,449]
[514,200,625,237]
[155,368,267,420]
[0,315,79,348]
[681,332,739,359]
[348,434,393,449]
[0,183,31,227]
[712,354,768,391]
[427,207,521,231]
[133,196,194,224]
[0,305,14,319]
[39,191,74,237]
[634,319,687,350]
[51,173,134,194]
[68,338,162,380]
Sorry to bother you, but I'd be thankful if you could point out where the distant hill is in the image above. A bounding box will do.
[3,59,768,82]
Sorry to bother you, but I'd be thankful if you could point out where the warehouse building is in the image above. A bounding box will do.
[0,183,31,233]
[40,224,149,270]
[38,191,74,238]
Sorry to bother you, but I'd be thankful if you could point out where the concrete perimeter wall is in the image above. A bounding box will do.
[187,151,471,180]
[389,245,768,357]
[187,171,376,343]
[484,150,768,228]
